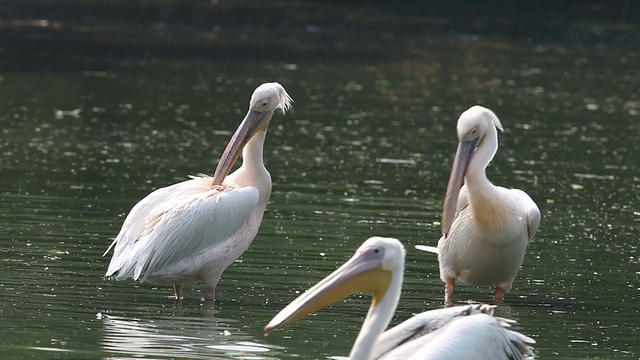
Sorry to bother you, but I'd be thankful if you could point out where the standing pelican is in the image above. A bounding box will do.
[104,82,293,300]
[265,237,535,359]
[416,106,540,304]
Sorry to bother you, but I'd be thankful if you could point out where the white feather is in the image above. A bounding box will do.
[373,304,534,360]
[405,313,534,360]
[105,176,259,285]
[414,245,438,254]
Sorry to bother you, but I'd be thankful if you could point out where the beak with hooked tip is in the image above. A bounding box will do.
[211,109,270,185]
[441,137,479,238]
[264,250,392,335]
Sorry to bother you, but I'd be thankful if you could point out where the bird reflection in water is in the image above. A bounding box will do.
[99,309,283,359]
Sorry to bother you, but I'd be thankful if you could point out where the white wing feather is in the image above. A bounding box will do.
[514,189,541,241]
[374,304,534,360]
[373,304,494,359]
[414,245,438,254]
[133,187,257,281]
[406,314,534,360]
[105,177,211,274]
[105,176,259,281]
[452,184,470,221]
[414,186,470,252]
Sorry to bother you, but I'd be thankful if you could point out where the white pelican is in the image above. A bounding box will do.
[104,82,293,300]
[416,105,540,304]
[265,237,535,360]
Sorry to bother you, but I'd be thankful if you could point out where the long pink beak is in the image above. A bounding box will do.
[211,109,268,186]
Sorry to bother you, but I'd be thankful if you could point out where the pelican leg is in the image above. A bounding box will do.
[205,287,216,301]
[494,287,505,304]
[173,284,183,299]
[445,278,455,306]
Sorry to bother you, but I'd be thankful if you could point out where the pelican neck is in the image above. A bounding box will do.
[464,126,499,188]
[240,130,267,174]
[349,265,404,360]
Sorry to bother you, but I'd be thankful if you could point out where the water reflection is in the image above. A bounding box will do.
[101,310,283,359]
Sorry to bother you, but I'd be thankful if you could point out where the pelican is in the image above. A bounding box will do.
[265,237,535,359]
[104,82,293,300]
[416,106,540,304]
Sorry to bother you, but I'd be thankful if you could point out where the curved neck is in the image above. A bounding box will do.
[464,126,507,226]
[239,130,267,176]
[465,125,498,188]
[230,130,272,206]
[349,266,404,360]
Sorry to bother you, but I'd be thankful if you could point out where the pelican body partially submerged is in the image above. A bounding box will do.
[265,237,535,359]
[104,82,293,300]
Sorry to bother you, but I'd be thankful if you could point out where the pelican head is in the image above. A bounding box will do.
[250,82,294,115]
[212,82,293,185]
[442,106,503,237]
[264,237,404,334]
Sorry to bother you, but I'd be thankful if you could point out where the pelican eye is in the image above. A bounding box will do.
[262,101,268,106]
[361,246,384,260]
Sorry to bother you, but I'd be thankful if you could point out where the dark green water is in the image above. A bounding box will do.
[1,1,639,359]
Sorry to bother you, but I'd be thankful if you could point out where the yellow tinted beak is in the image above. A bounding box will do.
[264,250,392,334]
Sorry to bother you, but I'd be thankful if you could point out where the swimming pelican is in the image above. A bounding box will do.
[104,82,293,300]
[265,237,534,359]
[416,105,540,304]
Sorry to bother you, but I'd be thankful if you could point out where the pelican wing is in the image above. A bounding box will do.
[407,314,534,360]
[376,304,534,360]
[414,185,470,253]
[104,177,212,277]
[105,176,259,280]
[104,178,205,258]
[134,187,258,281]
[525,199,541,242]
[509,188,541,242]
[373,304,495,359]
[527,206,541,241]
[451,184,470,224]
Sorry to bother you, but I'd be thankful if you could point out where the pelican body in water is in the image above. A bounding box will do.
[104,82,293,300]
[265,237,535,359]
[416,106,540,304]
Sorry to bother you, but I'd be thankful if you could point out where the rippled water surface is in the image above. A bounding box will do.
[1,1,639,359]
